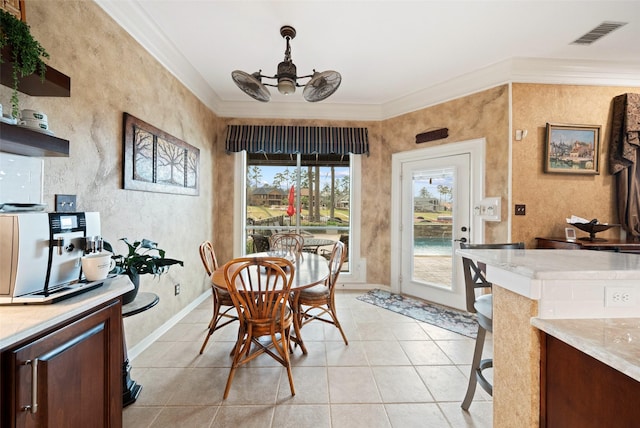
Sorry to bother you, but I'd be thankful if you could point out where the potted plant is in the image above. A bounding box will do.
[0,10,49,118]
[103,238,183,304]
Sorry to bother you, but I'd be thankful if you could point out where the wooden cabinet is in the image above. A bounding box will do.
[0,0,25,21]
[0,299,122,428]
[541,333,640,428]
[536,237,640,253]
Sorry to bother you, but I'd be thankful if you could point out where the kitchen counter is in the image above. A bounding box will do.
[455,248,640,427]
[532,317,640,382]
[0,275,133,351]
[456,248,640,318]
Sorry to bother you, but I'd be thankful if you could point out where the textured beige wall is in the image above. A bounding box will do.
[2,1,222,346]
[512,83,640,246]
[493,285,540,427]
[220,86,510,286]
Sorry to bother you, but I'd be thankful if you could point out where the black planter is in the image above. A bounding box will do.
[122,272,140,305]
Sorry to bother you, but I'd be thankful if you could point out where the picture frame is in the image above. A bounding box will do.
[565,227,576,241]
[544,123,600,174]
[123,113,199,195]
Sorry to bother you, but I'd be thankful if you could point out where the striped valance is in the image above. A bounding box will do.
[225,125,369,155]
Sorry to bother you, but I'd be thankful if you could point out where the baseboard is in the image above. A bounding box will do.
[128,289,211,361]
[338,282,387,291]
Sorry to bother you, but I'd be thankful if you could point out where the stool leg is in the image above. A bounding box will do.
[462,325,487,410]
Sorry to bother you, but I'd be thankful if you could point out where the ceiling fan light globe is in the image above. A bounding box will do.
[278,77,296,95]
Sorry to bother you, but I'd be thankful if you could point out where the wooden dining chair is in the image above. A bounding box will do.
[222,256,296,399]
[292,240,348,349]
[269,232,304,256]
[198,241,238,354]
[459,241,525,410]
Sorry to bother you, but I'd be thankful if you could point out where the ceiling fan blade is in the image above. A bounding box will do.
[231,70,271,102]
[303,70,341,102]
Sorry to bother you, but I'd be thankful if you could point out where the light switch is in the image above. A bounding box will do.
[55,194,77,212]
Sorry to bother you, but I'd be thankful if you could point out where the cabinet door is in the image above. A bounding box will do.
[9,300,122,428]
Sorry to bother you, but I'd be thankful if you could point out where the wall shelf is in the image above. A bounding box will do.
[0,46,70,97]
[0,122,69,157]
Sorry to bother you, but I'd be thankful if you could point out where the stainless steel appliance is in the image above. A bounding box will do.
[0,212,105,304]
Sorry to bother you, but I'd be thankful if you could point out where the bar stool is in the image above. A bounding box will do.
[460,241,524,410]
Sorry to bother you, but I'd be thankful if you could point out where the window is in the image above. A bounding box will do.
[245,153,351,271]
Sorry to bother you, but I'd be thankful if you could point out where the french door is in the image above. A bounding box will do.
[391,139,485,310]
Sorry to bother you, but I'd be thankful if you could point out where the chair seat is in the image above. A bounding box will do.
[474,294,492,320]
[216,288,234,305]
[297,284,330,301]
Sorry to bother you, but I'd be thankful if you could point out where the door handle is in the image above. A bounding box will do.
[22,358,38,414]
[453,237,467,243]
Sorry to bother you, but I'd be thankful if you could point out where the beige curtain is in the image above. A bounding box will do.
[609,93,640,239]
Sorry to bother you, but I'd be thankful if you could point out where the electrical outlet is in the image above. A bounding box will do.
[605,286,635,307]
[174,283,180,296]
[515,204,526,216]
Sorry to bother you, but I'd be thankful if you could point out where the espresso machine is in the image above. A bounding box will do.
[0,211,105,304]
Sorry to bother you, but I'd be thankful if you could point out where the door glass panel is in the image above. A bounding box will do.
[411,167,454,289]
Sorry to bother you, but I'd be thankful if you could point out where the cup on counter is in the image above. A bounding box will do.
[81,252,115,281]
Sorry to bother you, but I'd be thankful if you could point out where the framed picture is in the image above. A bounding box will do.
[123,113,199,195]
[565,227,576,241]
[545,123,600,174]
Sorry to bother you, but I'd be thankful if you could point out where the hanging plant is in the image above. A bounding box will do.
[0,10,49,118]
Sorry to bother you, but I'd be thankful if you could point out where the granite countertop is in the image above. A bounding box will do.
[0,275,133,351]
[532,317,640,382]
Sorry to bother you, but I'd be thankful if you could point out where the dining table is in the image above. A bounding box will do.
[210,251,330,354]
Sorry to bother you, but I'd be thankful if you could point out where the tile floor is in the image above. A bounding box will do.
[123,289,493,428]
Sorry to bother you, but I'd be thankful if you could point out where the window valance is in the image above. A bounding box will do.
[225,125,369,155]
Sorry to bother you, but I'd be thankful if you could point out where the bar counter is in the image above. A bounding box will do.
[455,248,640,427]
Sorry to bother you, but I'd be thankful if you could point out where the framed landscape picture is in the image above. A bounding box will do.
[544,123,600,175]
[123,113,199,195]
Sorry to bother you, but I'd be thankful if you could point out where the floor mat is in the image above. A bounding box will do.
[357,289,478,338]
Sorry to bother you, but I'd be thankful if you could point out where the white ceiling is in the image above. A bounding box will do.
[96,0,640,121]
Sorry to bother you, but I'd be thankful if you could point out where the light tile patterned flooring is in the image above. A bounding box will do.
[123,289,492,428]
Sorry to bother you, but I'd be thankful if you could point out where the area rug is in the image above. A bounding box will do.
[357,289,478,338]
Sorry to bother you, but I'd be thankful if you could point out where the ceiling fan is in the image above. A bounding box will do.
[231,25,341,103]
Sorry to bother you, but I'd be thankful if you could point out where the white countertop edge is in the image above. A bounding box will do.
[0,276,133,351]
[456,249,640,281]
[532,317,640,382]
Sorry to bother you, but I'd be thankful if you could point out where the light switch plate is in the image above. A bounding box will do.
[55,194,77,212]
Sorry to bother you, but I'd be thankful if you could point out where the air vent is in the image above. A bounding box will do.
[571,21,627,45]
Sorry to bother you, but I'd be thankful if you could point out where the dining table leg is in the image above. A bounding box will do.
[290,291,308,354]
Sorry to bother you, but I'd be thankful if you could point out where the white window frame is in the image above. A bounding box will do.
[232,152,366,286]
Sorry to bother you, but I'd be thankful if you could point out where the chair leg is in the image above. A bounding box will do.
[200,297,222,354]
[290,293,308,355]
[327,300,348,346]
[280,327,295,396]
[462,325,489,410]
